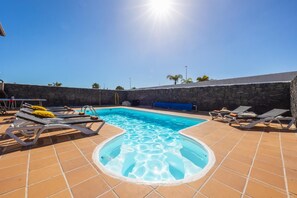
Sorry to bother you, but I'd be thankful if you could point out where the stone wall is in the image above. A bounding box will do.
[127,82,291,114]
[290,76,297,121]
[4,84,126,107]
[3,82,292,115]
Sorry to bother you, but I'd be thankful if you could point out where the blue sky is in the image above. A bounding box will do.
[0,0,296,89]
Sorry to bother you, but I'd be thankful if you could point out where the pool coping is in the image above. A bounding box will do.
[92,107,216,186]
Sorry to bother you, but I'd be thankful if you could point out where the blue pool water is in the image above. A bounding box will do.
[90,108,214,184]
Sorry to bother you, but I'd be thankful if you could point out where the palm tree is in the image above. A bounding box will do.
[115,86,124,90]
[167,74,183,85]
[92,83,100,89]
[182,78,193,84]
[197,75,209,82]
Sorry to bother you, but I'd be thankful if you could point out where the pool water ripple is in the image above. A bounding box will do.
[91,108,215,185]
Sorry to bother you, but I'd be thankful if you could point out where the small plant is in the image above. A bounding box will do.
[116,86,124,90]
[49,82,62,87]
[182,78,193,84]
[92,83,100,89]
[197,75,209,82]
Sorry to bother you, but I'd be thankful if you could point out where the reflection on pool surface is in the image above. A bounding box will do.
[91,108,215,185]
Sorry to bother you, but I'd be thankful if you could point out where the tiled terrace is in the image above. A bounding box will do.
[0,107,296,198]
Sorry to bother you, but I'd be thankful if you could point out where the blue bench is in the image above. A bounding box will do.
[153,102,193,111]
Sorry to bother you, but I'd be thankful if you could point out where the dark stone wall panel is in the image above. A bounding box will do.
[290,77,297,121]
[4,84,126,107]
[127,83,291,114]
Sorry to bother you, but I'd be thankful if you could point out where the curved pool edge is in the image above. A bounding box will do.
[92,109,216,186]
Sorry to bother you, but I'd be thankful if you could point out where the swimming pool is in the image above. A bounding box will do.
[91,108,215,185]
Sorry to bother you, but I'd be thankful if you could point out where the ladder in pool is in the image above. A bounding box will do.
[80,105,98,116]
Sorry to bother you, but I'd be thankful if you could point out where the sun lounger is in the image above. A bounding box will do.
[5,112,105,146]
[209,106,251,120]
[273,116,296,130]
[22,103,75,113]
[225,108,290,129]
[20,107,89,119]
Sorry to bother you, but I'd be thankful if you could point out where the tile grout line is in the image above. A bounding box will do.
[71,141,115,189]
[249,177,288,194]
[212,177,245,194]
[28,173,62,187]
[191,131,248,197]
[96,189,117,198]
[71,175,98,188]
[63,163,90,174]
[240,132,264,198]
[25,149,31,198]
[279,133,290,198]
[48,189,69,197]
[0,187,24,196]
[52,144,74,198]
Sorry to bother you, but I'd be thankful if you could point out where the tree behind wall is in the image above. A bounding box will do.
[197,75,209,82]
[116,86,124,90]
[48,82,62,87]
[92,83,100,89]
[167,74,183,85]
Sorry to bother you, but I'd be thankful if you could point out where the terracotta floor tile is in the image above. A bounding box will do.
[91,162,103,174]
[0,187,25,198]
[193,192,208,198]
[250,167,286,190]
[222,157,251,176]
[71,176,110,198]
[212,168,246,192]
[287,178,297,195]
[0,112,296,197]
[29,156,58,171]
[60,156,88,172]
[245,179,287,198]
[0,174,26,195]
[0,163,27,181]
[187,165,217,189]
[99,190,118,198]
[0,155,28,168]
[30,148,56,161]
[77,145,96,154]
[114,182,152,198]
[100,173,122,187]
[57,149,82,162]
[84,152,93,162]
[54,141,75,149]
[74,139,96,148]
[49,189,72,198]
[0,150,28,159]
[90,136,106,144]
[228,151,254,165]
[29,163,62,185]
[255,153,283,167]
[28,175,67,197]
[65,164,97,187]
[146,191,163,198]
[253,159,284,176]
[156,184,196,198]
[200,179,241,198]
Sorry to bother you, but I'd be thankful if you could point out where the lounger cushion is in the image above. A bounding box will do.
[230,113,238,117]
[31,105,47,111]
[32,110,55,118]
[238,112,257,118]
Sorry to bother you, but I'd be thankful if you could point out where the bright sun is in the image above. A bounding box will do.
[148,0,174,19]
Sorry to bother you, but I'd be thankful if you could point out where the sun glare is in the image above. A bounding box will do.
[148,0,174,19]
